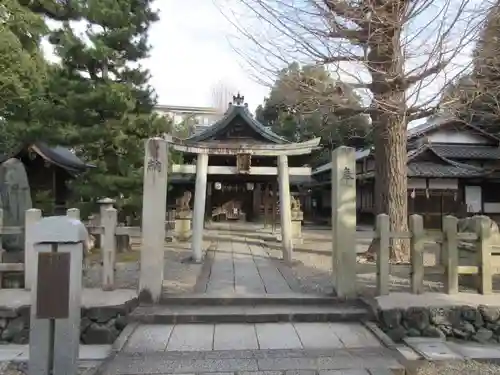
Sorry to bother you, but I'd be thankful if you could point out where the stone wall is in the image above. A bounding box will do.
[0,298,137,344]
[378,305,500,344]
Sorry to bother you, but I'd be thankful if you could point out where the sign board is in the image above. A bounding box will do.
[36,252,71,319]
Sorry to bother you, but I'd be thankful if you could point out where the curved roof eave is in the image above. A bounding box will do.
[186,105,290,144]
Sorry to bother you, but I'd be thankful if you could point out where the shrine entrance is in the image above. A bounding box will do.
[139,94,324,302]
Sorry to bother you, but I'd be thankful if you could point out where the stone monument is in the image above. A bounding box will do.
[290,195,304,242]
[0,158,33,252]
[175,191,192,241]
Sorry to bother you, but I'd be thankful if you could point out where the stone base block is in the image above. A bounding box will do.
[291,210,304,221]
[175,217,192,242]
[291,220,302,240]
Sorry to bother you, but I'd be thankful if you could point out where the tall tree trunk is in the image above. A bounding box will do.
[372,113,409,263]
[366,0,410,263]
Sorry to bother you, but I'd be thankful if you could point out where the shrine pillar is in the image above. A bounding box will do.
[139,138,168,303]
[278,155,293,262]
[331,146,356,297]
[191,153,209,262]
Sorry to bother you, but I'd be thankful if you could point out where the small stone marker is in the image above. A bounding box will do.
[29,216,87,375]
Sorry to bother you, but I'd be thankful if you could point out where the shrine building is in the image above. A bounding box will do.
[167,94,321,225]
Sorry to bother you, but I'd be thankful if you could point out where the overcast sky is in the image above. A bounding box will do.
[145,0,268,109]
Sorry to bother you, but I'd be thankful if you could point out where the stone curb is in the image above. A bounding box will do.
[128,308,371,324]
[363,321,426,375]
[159,294,363,306]
[111,322,138,353]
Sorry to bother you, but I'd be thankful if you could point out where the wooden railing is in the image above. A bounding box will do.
[360,214,499,295]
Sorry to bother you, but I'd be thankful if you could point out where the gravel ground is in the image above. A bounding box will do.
[0,361,99,375]
[82,240,212,293]
[414,360,500,374]
[264,235,500,297]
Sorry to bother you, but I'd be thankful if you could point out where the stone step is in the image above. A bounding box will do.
[159,293,343,306]
[129,302,373,324]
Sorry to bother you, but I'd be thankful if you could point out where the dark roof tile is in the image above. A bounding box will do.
[430,144,500,160]
[187,105,290,144]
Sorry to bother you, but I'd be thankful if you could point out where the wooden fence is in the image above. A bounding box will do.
[359,214,500,295]
[0,205,177,291]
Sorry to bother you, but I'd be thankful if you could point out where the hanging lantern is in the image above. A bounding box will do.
[410,189,416,199]
[214,182,222,190]
[246,182,254,191]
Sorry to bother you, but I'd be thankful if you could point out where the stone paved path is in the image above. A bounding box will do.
[101,322,404,374]
[197,231,299,295]
[99,225,405,374]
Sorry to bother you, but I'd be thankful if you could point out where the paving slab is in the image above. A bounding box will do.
[329,324,381,348]
[319,371,370,375]
[167,324,214,351]
[404,339,463,361]
[213,324,259,350]
[200,236,297,296]
[446,341,500,359]
[255,323,303,350]
[123,324,173,353]
[293,323,344,349]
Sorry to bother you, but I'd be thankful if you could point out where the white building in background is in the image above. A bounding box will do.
[154,104,224,134]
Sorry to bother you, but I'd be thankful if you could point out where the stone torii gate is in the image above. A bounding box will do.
[138,135,323,302]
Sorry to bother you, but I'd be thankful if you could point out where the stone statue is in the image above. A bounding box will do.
[291,196,301,212]
[0,159,33,251]
[176,191,192,212]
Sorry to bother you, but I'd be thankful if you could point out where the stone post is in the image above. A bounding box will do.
[291,204,304,244]
[278,155,293,262]
[331,146,356,298]
[139,138,168,303]
[101,207,117,290]
[191,153,209,262]
[175,205,192,242]
[29,216,87,375]
[24,208,42,290]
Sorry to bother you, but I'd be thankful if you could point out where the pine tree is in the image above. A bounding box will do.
[0,0,48,152]
[37,0,169,218]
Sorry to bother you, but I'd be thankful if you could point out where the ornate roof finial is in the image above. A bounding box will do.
[233,93,245,106]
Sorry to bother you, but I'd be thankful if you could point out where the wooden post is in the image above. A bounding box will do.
[101,207,117,290]
[409,214,425,294]
[443,215,458,294]
[476,215,493,294]
[25,208,42,290]
[376,214,390,295]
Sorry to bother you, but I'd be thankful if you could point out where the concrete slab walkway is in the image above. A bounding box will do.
[101,322,405,374]
[122,323,383,353]
[196,230,300,295]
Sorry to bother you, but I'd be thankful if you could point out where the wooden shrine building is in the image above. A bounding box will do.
[0,143,93,214]
[167,94,320,225]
